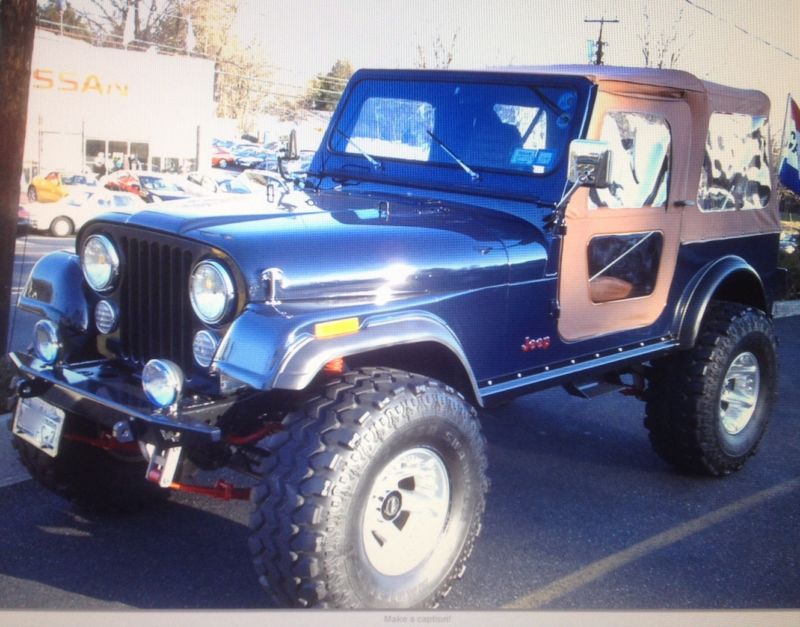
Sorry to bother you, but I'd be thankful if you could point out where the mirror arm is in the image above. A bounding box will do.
[546,178,582,234]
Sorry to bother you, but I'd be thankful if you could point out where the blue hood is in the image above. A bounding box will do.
[103,189,549,308]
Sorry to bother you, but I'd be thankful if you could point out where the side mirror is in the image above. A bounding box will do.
[285,129,298,161]
[277,129,298,183]
[567,139,612,189]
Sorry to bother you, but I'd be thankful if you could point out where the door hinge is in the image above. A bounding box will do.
[549,299,560,319]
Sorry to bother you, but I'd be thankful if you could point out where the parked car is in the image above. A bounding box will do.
[780,229,799,254]
[17,205,30,236]
[102,171,207,203]
[253,151,280,172]
[10,66,786,609]
[233,149,272,170]
[211,148,235,169]
[26,186,146,236]
[186,170,253,194]
[27,171,96,202]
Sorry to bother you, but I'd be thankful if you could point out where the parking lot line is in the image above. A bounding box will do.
[504,477,800,609]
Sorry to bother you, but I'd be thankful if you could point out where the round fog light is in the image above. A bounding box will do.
[142,359,184,409]
[192,330,219,368]
[95,300,118,334]
[33,320,61,364]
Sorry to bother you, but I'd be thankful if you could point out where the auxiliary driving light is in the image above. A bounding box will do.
[142,359,184,409]
[33,319,61,364]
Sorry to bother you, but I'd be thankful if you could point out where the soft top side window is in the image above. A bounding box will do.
[697,113,771,211]
[589,112,671,210]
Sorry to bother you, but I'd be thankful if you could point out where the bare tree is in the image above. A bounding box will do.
[69,0,272,130]
[638,3,693,69]
[416,30,459,69]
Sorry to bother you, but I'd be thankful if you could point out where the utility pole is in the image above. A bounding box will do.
[585,17,619,65]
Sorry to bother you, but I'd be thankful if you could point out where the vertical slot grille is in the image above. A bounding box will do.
[119,235,194,369]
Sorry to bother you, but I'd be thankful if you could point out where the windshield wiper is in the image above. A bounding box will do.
[426,130,480,182]
[335,129,381,170]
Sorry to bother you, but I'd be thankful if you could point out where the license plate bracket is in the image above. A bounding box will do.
[12,397,66,458]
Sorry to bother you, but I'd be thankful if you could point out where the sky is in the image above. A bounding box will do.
[234,0,800,123]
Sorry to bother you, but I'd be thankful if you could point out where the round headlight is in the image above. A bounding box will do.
[189,260,235,325]
[33,319,61,364]
[192,330,219,368]
[142,359,184,409]
[95,299,118,334]
[81,234,120,292]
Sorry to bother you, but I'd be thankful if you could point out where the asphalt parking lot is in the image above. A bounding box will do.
[1,235,798,612]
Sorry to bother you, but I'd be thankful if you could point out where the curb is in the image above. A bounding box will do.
[774,300,800,319]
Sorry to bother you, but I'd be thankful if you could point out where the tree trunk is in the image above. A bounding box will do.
[0,1,37,354]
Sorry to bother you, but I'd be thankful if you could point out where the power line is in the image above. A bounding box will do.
[684,0,800,63]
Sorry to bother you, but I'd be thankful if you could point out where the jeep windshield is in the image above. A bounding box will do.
[324,71,591,201]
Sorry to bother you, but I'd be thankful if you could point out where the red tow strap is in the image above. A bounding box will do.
[168,479,252,501]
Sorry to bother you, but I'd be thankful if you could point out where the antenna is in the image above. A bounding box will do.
[584,17,620,65]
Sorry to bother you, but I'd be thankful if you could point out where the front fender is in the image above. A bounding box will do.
[213,308,482,404]
[673,255,766,349]
[18,251,91,333]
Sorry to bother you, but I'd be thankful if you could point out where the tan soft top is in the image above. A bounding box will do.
[494,64,770,117]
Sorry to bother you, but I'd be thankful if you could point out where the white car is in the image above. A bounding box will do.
[26,187,146,237]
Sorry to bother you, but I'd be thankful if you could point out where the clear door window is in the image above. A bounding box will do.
[589,112,671,209]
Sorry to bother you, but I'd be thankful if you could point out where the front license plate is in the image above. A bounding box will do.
[12,397,66,458]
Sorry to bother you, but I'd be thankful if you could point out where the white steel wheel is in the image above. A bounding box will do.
[361,447,451,577]
[719,351,760,436]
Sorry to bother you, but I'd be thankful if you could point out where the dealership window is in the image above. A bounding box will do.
[85,139,106,176]
[697,113,771,211]
[86,139,149,175]
[589,112,671,209]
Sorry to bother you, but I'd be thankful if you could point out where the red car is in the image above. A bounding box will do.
[211,148,234,169]
[100,171,204,203]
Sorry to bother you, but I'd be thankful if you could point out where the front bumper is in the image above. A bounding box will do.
[10,352,224,449]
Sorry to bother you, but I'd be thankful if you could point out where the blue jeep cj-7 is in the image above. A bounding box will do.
[9,66,785,608]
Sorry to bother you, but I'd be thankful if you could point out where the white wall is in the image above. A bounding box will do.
[24,30,214,172]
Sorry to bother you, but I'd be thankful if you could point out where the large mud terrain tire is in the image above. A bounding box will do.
[249,367,488,608]
[10,410,168,512]
[644,302,777,476]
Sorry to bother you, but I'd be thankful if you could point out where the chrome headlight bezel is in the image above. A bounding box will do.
[81,234,120,292]
[192,330,219,368]
[189,259,236,325]
[94,299,119,335]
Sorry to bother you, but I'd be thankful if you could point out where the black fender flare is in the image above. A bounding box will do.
[17,251,91,333]
[672,255,767,349]
[271,311,484,405]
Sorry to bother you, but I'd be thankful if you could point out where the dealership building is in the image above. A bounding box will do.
[23,29,215,180]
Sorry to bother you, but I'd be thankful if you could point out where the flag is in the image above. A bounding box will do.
[779,95,800,195]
